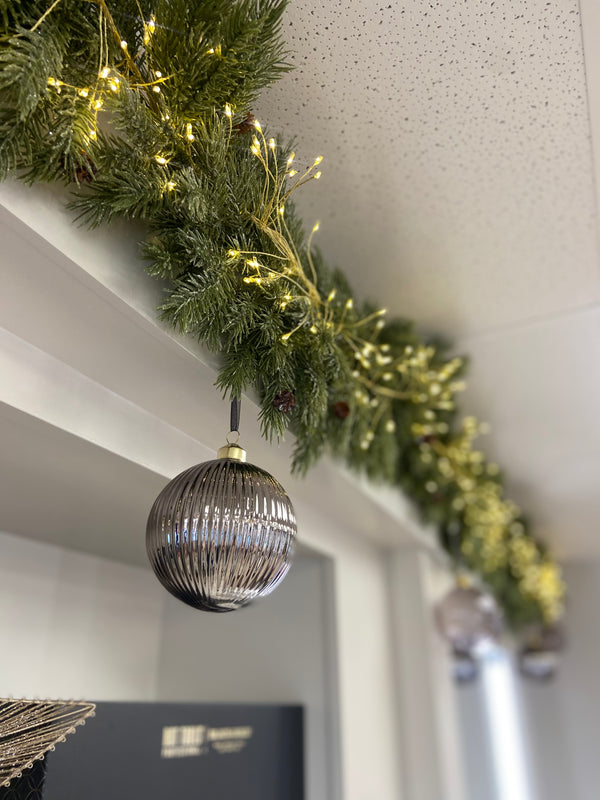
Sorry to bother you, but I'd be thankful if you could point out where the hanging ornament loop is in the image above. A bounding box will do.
[218,396,246,460]
[230,396,241,434]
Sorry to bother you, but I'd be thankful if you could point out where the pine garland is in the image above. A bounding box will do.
[0,0,565,627]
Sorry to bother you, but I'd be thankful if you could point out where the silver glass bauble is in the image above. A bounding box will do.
[435,582,503,656]
[518,624,565,681]
[146,442,297,612]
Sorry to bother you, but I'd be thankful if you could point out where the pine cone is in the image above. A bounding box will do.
[274,390,296,413]
[333,401,350,419]
[61,151,97,183]
[234,112,255,135]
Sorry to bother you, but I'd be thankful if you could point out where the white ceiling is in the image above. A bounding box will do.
[256,0,600,560]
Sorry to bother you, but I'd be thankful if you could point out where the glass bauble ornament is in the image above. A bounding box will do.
[435,582,503,656]
[146,442,297,612]
[518,624,565,681]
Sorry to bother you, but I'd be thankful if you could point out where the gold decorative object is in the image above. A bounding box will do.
[0,698,96,788]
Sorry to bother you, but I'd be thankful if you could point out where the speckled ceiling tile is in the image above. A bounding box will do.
[255,0,600,337]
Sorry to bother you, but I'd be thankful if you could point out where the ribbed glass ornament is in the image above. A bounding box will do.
[146,450,297,612]
[435,585,503,656]
[518,624,565,681]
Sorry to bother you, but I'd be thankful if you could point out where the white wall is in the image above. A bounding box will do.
[0,530,164,701]
[390,546,466,800]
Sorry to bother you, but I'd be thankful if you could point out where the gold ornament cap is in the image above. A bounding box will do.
[217,440,247,462]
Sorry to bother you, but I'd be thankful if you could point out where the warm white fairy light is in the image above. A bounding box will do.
[186,123,195,141]
[144,16,156,44]
[100,67,110,79]
[120,40,127,49]
[78,88,89,97]
[153,85,161,93]
[155,154,168,165]
[268,137,276,149]
[224,103,232,117]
